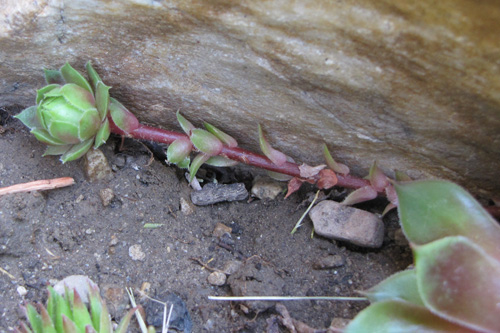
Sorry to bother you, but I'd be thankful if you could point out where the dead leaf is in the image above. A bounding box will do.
[316,169,338,189]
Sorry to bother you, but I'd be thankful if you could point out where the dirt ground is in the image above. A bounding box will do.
[0,106,412,332]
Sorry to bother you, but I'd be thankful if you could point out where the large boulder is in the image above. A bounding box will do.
[2,0,499,196]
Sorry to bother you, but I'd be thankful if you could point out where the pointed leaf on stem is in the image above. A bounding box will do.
[39,305,57,333]
[414,236,500,332]
[88,285,102,331]
[205,156,239,167]
[341,186,378,206]
[316,169,338,189]
[258,124,287,166]
[394,169,412,182]
[44,69,64,85]
[285,178,304,199]
[176,111,195,135]
[109,98,139,135]
[62,315,78,333]
[85,61,102,92]
[60,63,93,94]
[189,153,210,183]
[204,122,238,147]
[94,118,110,149]
[190,129,223,156]
[166,138,192,164]
[95,81,110,122]
[299,163,325,178]
[368,161,389,192]
[15,106,42,130]
[60,138,94,163]
[114,307,137,333]
[323,144,349,175]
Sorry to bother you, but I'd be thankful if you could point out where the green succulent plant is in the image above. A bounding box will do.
[15,62,138,163]
[16,285,135,333]
[345,180,500,332]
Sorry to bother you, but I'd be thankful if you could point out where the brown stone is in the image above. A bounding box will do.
[2,1,499,196]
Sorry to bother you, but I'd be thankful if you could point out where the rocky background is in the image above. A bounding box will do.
[2,0,499,197]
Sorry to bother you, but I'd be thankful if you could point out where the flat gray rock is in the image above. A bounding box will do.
[309,200,384,248]
[191,183,248,206]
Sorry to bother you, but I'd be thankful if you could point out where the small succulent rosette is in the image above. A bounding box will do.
[15,62,138,163]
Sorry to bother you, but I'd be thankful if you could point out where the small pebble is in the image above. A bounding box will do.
[312,254,345,270]
[208,271,227,286]
[180,197,195,215]
[212,223,232,238]
[17,286,27,297]
[251,176,284,200]
[84,148,113,181]
[109,235,119,246]
[309,200,384,248]
[129,244,146,261]
[222,260,242,275]
[99,188,114,207]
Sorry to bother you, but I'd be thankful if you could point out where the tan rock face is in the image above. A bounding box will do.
[1,0,499,196]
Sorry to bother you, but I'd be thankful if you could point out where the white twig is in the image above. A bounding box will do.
[208,295,367,301]
[291,190,320,234]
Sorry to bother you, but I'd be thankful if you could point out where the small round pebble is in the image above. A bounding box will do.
[208,271,226,286]
[129,244,146,261]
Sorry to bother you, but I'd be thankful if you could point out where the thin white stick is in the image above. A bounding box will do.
[164,303,174,333]
[208,296,367,301]
[291,190,320,234]
[126,287,148,333]
[0,177,75,196]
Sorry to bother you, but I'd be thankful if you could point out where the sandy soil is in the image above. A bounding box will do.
[0,106,412,332]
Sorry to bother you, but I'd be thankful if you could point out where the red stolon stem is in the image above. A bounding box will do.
[108,118,500,219]
[109,119,371,190]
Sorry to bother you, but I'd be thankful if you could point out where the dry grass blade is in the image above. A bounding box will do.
[0,177,75,196]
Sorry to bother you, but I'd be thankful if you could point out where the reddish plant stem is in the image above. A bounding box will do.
[109,120,500,219]
[109,121,371,190]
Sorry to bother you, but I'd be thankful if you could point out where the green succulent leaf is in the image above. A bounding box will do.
[361,269,424,307]
[368,161,389,192]
[190,129,223,156]
[176,111,196,135]
[205,155,239,167]
[44,69,65,85]
[95,81,110,121]
[167,138,192,164]
[17,321,33,333]
[60,138,94,163]
[43,145,72,156]
[341,185,378,206]
[114,308,137,333]
[36,84,60,105]
[39,305,57,333]
[26,304,43,333]
[94,119,110,149]
[15,106,42,130]
[60,63,93,94]
[323,144,349,175]
[344,300,468,333]
[98,298,112,333]
[395,180,500,258]
[31,129,67,146]
[204,122,238,147]
[258,124,287,166]
[394,170,412,182]
[109,98,139,135]
[62,315,78,333]
[71,290,93,332]
[414,236,500,332]
[85,61,102,92]
[88,285,102,331]
[189,153,210,183]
